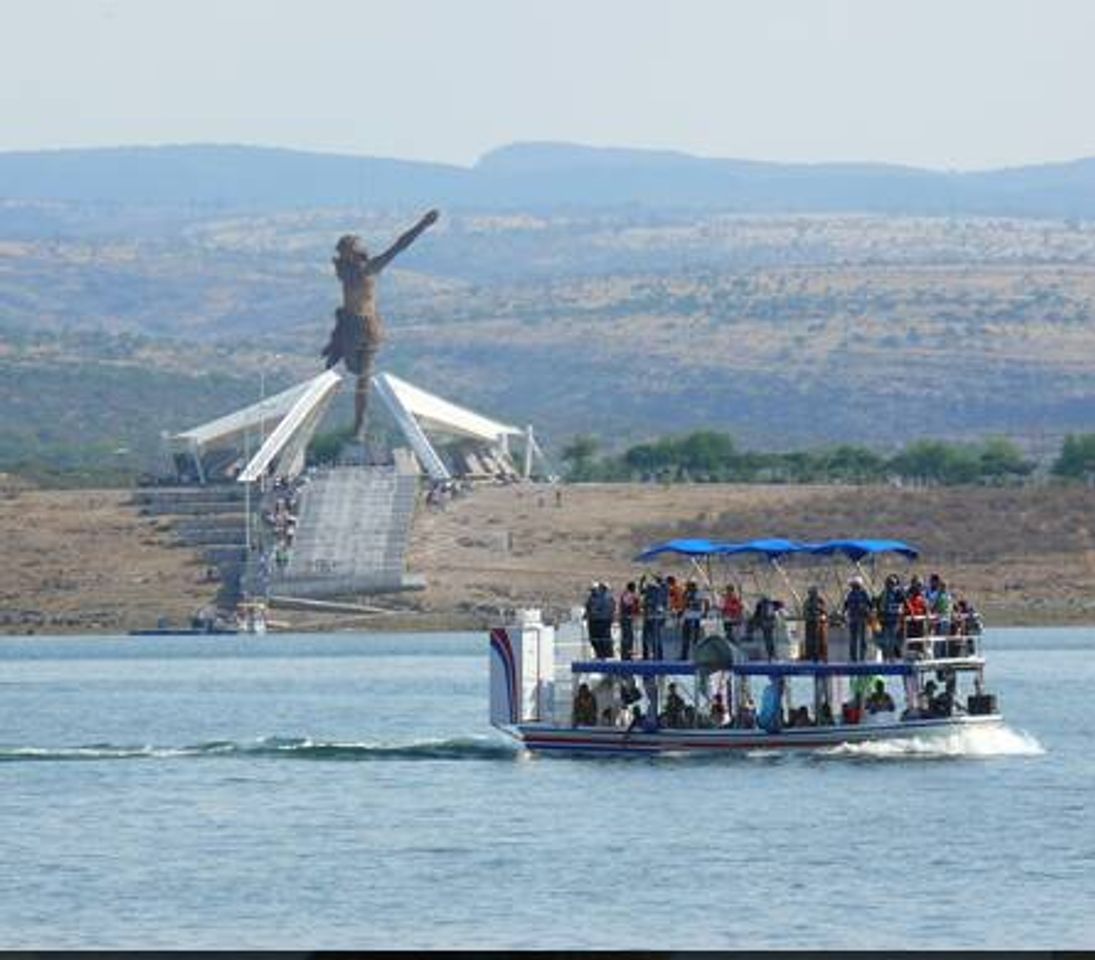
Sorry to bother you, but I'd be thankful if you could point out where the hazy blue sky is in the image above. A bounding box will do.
[2,0,1092,170]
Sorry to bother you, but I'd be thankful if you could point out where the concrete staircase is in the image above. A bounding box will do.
[131,485,249,608]
[271,459,423,598]
[130,455,423,609]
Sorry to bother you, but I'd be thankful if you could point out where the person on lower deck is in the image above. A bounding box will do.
[928,670,960,716]
[735,689,757,728]
[710,691,728,727]
[573,682,597,726]
[787,705,813,728]
[843,576,873,661]
[663,682,687,728]
[620,674,642,710]
[865,678,896,713]
[802,585,829,662]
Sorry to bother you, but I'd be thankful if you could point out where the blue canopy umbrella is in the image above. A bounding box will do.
[633,538,724,563]
[803,539,919,561]
[714,538,806,559]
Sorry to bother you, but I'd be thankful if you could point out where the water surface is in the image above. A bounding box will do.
[0,627,1088,949]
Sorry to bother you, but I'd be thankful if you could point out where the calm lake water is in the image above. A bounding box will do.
[0,627,1090,950]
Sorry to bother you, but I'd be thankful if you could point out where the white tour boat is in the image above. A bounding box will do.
[488,537,1002,755]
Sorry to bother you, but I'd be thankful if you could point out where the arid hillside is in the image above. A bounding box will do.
[3,481,1093,634]
[3,210,1095,481]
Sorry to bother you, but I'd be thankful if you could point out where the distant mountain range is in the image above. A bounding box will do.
[2,141,1095,218]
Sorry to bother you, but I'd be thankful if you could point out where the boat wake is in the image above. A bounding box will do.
[0,735,520,763]
[816,723,1044,761]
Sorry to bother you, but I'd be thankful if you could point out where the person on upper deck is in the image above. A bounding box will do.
[925,573,942,612]
[802,585,829,662]
[876,574,906,660]
[754,596,778,661]
[585,582,615,659]
[843,576,873,661]
[903,578,929,641]
[720,583,744,643]
[953,596,983,637]
[930,579,953,637]
[618,581,640,661]
[640,574,666,660]
[667,575,685,622]
[680,580,707,660]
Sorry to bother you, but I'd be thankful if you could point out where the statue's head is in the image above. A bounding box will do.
[336,234,367,259]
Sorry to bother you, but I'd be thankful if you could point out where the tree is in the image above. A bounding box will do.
[677,431,736,475]
[979,437,1034,481]
[1053,433,1095,480]
[560,434,599,480]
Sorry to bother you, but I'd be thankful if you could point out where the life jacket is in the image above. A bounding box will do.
[904,593,928,620]
[882,586,905,621]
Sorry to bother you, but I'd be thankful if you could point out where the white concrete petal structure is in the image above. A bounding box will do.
[371,372,528,483]
[169,370,342,484]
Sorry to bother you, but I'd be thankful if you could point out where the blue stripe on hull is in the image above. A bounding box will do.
[508,715,1002,755]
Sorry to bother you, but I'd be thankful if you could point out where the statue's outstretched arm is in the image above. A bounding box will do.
[370,209,440,271]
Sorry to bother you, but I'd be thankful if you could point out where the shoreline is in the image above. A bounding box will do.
[3,483,1095,637]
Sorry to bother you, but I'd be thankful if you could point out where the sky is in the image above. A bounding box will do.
[1,0,1093,171]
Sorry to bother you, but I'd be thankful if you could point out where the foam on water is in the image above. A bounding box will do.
[0,725,1045,764]
[0,735,520,763]
[817,723,1045,760]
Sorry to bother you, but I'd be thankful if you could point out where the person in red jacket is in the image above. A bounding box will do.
[903,579,929,640]
[720,584,745,643]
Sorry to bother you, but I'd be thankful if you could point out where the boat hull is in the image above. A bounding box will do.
[503,713,1003,755]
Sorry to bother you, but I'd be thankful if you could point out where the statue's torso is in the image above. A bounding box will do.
[335,255,382,344]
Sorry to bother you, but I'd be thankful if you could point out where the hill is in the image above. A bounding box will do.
[3,141,1095,217]
[2,142,1095,477]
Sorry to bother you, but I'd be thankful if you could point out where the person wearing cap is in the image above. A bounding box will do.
[843,575,873,662]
